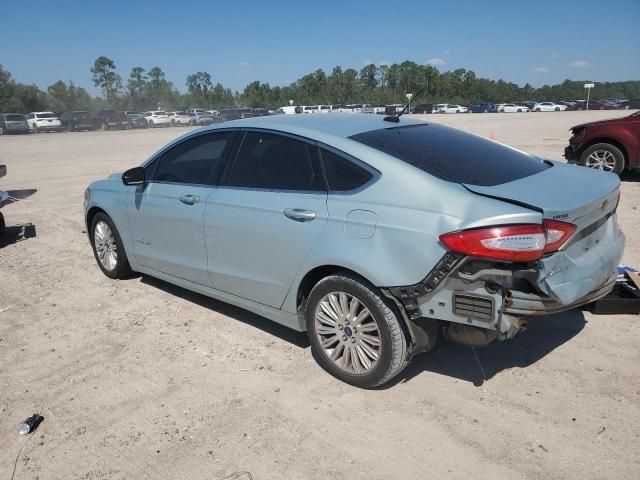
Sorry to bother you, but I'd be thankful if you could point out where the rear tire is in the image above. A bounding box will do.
[90,212,133,279]
[580,143,625,175]
[305,272,409,388]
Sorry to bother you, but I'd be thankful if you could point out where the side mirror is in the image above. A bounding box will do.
[122,167,145,186]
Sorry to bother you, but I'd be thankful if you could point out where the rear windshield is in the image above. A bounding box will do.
[349,124,550,186]
[154,111,166,115]
[36,113,56,118]
[6,114,24,121]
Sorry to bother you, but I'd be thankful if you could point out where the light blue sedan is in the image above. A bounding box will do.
[84,114,624,388]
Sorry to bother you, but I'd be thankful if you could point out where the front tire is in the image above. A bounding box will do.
[90,213,133,279]
[580,143,625,175]
[305,273,408,388]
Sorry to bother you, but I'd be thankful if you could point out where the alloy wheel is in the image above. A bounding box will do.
[94,220,118,271]
[585,150,617,171]
[314,291,382,375]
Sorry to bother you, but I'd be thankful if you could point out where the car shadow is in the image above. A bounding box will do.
[0,223,37,248]
[139,275,310,349]
[621,170,640,183]
[4,188,38,203]
[133,275,587,386]
[387,309,587,388]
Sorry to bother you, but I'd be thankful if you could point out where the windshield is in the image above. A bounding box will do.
[349,124,551,186]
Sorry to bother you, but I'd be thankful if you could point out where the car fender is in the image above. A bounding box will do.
[85,179,135,261]
[580,126,638,167]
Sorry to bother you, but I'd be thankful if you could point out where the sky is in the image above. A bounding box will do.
[1,0,638,96]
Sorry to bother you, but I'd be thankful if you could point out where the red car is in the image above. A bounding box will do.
[564,111,640,175]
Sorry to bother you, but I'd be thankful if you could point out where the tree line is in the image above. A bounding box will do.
[1,56,639,113]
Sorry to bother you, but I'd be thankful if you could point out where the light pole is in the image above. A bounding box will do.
[584,83,594,110]
[406,93,413,112]
[289,99,294,106]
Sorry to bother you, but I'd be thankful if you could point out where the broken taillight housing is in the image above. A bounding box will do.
[439,220,576,262]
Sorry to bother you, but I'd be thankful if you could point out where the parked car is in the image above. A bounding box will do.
[251,108,271,117]
[60,111,95,131]
[620,98,640,110]
[580,100,617,111]
[143,111,170,128]
[94,110,128,130]
[83,115,624,388]
[126,112,148,129]
[500,103,530,113]
[469,103,494,113]
[220,108,255,121]
[564,111,640,175]
[188,110,215,126]
[440,104,468,114]
[25,112,62,132]
[411,103,434,114]
[532,102,567,112]
[167,111,191,126]
[0,113,30,134]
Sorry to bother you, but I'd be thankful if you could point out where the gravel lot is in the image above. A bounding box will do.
[1,111,639,480]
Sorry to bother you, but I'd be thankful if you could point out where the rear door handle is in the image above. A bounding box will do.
[283,208,316,222]
[179,194,200,205]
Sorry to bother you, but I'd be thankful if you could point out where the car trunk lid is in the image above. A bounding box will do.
[463,162,619,226]
[464,162,624,305]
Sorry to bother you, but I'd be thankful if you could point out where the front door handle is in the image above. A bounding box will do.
[283,208,316,222]
[179,194,200,205]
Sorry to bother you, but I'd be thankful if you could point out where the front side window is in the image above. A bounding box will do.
[229,132,324,191]
[151,132,234,185]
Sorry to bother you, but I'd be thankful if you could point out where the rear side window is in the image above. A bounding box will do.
[152,132,233,185]
[349,124,550,186]
[229,132,324,191]
[319,148,373,191]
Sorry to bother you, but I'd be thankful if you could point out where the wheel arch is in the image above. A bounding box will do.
[86,205,108,233]
[295,264,373,313]
[294,263,418,355]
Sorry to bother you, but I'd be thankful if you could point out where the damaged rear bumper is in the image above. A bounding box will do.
[504,276,616,316]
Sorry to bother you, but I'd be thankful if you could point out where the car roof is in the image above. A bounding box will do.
[210,113,426,139]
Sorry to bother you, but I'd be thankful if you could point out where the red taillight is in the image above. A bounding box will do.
[542,219,576,253]
[440,221,576,262]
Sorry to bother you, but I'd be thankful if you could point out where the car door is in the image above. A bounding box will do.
[204,130,328,309]
[126,131,236,286]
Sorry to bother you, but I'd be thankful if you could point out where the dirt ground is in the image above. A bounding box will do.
[1,111,639,480]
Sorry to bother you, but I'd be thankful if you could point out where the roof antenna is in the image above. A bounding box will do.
[383,86,426,123]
